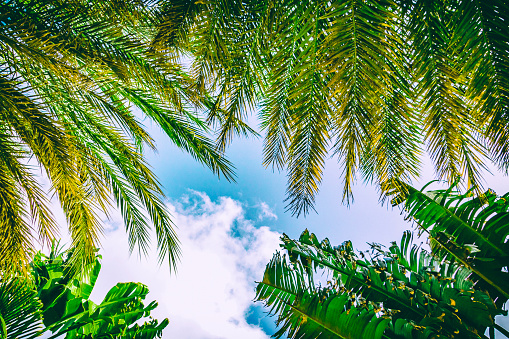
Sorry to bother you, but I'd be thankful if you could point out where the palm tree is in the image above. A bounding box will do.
[154,0,509,216]
[255,184,509,338]
[0,0,235,274]
[0,244,167,339]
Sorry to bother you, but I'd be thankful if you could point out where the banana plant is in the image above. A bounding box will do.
[0,244,168,339]
[256,229,507,338]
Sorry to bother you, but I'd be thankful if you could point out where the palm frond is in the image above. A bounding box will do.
[257,229,502,338]
[450,0,509,173]
[0,279,43,339]
[406,0,488,189]
[152,0,509,215]
[0,0,240,274]
[399,182,509,307]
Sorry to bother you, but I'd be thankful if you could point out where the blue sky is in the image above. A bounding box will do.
[144,116,414,247]
[85,113,509,338]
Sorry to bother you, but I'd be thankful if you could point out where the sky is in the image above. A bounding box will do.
[51,113,509,338]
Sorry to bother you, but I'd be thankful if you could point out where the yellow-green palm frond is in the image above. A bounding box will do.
[450,0,509,173]
[154,0,264,150]
[154,0,506,216]
[325,0,412,204]
[407,0,488,190]
[272,0,332,216]
[0,0,236,275]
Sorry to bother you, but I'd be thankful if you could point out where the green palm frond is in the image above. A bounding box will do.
[259,0,334,216]
[399,182,509,307]
[406,0,488,189]
[152,0,509,215]
[190,1,262,151]
[0,0,238,274]
[0,278,43,339]
[362,89,422,199]
[256,229,503,338]
[324,0,408,203]
[450,0,509,172]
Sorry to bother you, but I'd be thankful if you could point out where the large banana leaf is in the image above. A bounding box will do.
[400,183,509,307]
[29,246,168,339]
[45,283,168,339]
[256,229,503,339]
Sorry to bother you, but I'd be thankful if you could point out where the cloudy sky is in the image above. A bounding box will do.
[56,114,509,338]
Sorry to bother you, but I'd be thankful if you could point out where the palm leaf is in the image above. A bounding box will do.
[257,229,502,338]
[399,182,509,307]
[450,0,509,172]
[152,0,509,215]
[256,253,390,339]
[0,0,238,274]
[405,0,488,189]
[0,279,43,339]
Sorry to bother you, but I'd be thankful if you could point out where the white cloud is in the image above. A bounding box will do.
[257,202,278,221]
[90,192,281,339]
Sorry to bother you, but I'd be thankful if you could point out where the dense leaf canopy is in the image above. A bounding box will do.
[0,0,235,274]
[4,0,509,275]
[256,184,509,338]
[156,0,509,215]
[0,245,167,339]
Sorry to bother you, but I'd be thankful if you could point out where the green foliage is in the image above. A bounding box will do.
[256,184,509,338]
[154,0,509,215]
[0,244,167,339]
[398,182,509,308]
[257,229,505,338]
[0,279,43,339]
[31,246,168,339]
[258,252,390,339]
[0,0,236,275]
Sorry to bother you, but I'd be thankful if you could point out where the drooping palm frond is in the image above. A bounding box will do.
[154,0,263,149]
[450,0,509,172]
[154,0,507,216]
[0,0,236,274]
[263,0,333,216]
[399,182,509,308]
[324,0,417,204]
[256,229,504,338]
[405,0,488,189]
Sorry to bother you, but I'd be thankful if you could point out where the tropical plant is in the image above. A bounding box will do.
[0,279,43,339]
[255,185,509,338]
[0,0,235,274]
[154,0,509,215]
[0,244,167,339]
[398,182,509,309]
